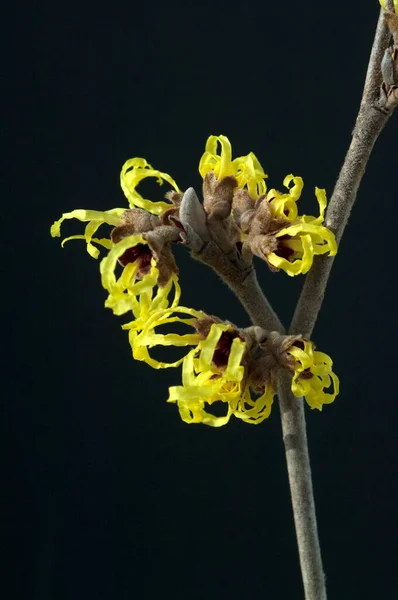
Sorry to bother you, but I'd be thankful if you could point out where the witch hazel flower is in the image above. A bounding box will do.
[51,134,340,426]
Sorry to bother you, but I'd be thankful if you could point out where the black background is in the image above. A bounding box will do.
[5,2,398,599]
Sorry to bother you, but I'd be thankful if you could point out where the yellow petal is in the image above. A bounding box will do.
[130,307,203,369]
[132,343,186,369]
[199,135,233,179]
[50,209,123,238]
[283,174,303,201]
[120,157,180,215]
[167,342,248,426]
[199,135,267,198]
[314,187,327,223]
[288,341,339,409]
[198,323,231,371]
[233,152,268,198]
[61,235,113,259]
[100,234,147,292]
[268,233,314,276]
[223,338,246,382]
[233,384,275,424]
[51,208,125,258]
[277,221,337,257]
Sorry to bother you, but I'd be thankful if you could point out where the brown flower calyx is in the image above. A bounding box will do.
[202,172,238,221]
[194,315,252,373]
[232,191,291,267]
[110,207,182,286]
[245,330,303,391]
[159,191,184,226]
[194,314,223,339]
[193,319,306,391]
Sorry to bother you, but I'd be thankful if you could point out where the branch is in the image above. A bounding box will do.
[278,373,326,600]
[275,6,394,600]
[193,241,284,332]
[181,13,394,599]
[290,7,392,338]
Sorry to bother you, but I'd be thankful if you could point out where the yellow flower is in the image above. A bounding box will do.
[120,158,181,216]
[100,234,180,317]
[266,177,337,276]
[168,323,275,426]
[51,210,181,324]
[199,138,336,276]
[199,134,268,198]
[287,340,339,410]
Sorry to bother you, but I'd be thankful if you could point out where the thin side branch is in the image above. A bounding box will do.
[276,7,394,600]
[188,10,394,600]
[290,8,392,338]
[193,241,284,332]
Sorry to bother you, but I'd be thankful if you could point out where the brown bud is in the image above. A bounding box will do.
[202,172,237,221]
[111,208,159,243]
[245,233,279,262]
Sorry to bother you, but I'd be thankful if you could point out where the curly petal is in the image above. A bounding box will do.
[288,340,339,410]
[233,384,275,424]
[120,158,180,215]
[50,208,124,258]
[199,134,268,199]
[266,176,303,221]
[128,306,204,369]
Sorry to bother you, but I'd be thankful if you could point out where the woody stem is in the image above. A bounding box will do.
[193,241,284,333]
[276,7,393,600]
[290,7,391,339]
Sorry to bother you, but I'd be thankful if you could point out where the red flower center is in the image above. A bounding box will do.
[213,330,239,368]
[297,368,314,380]
[118,243,153,276]
[275,235,295,261]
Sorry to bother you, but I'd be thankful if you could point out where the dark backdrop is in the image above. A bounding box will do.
[4,2,398,599]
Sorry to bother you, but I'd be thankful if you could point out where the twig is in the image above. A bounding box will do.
[278,373,326,600]
[290,7,392,338]
[276,6,394,600]
[193,241,284,332]
[190,10,394,599]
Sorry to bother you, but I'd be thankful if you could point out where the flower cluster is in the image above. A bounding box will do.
[51,135,339,426]
[199,135,337,276]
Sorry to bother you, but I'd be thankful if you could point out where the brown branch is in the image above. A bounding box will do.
[275,6,394,600]
[290,7,392,338]
[193,241,284,332]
